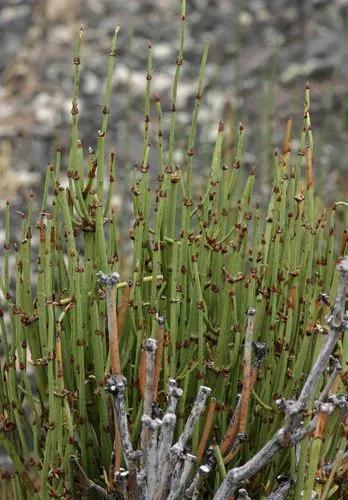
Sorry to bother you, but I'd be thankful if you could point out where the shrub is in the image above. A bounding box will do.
[0,2,347,499]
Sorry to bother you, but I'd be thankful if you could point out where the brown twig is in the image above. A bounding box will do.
[97,271,121,376]
[153,315,165,400]
[196,398,216,464]
[219,397,242,457]
[220,334,267,460]
[305,145,314,190]
[222,309,257,465]
[313,402,333,440]
[239,308,256,435]
[82,147,97,197]
[114,415,122,473]
[117,281,132,337]
[282,116,293,155]
[220,369,259,461]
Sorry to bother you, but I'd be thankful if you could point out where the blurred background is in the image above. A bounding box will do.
[0,0,347,213]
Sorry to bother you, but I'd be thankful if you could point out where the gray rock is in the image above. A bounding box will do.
[280,58,336,84]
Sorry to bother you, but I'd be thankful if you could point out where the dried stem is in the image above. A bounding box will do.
[142,415,161,497]
[113,413,122,474]
[97,271,121,376]
[168,453,196,500]
[155,383,211,499]
[282,116,293,155]
[106,376,140,466]
[302,401,335,500]
[117,281,132,337]
[166,378,184,413]
[155,412,177,499]
[163,386,211,498]
[220,339,267,458]
[239,308,256,434]
[196,398,216,464]
[266,479,292,500]
[140,338,158,465]
[295,258,348,414]
[154,380,183,498]
[306,145,314,190]
[184,464,211,499]
[143,338,158,417]
[172,385,212,457]
[97,272,122,479]
[219,396,242,456]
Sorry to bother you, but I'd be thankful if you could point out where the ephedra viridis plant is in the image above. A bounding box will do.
[0,1,348,499]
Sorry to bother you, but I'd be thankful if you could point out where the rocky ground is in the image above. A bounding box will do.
[0,0,348,211]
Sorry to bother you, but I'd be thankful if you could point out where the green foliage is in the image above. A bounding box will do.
[0,2,347,498]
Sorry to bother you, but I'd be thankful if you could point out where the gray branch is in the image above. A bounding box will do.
[213,257,348,499]
[106,375,141,468]
[142,416,161,497]
[184,464,211,499]
[236,488,251,500]
[176,453,197,499]
[114,469,129,498]
[155,412,177,498]
[69,455,109,499]
[97,271,121,287]
[172,385,212,457]
[143,338,158,417]
[137,468,149,500]
[74,340,208,499]
[166,378,184,413]
[267,480,293,500]
[140,339,158,468]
